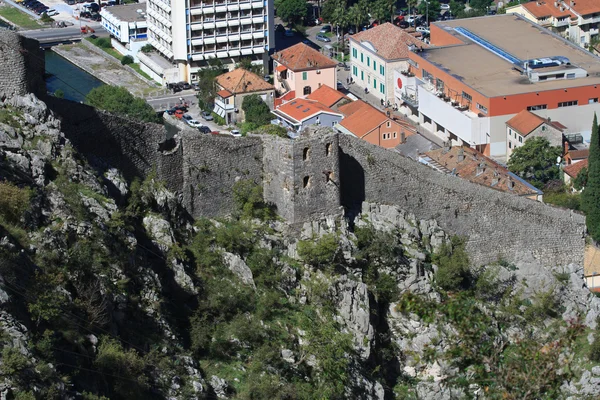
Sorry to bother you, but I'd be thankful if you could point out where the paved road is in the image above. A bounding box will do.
[20,26,107,42]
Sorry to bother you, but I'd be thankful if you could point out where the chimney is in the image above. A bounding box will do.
[476,162,486,176]
[457,147,465,162]
[564,140,570,157]
[401,131,406,143]
[570,0,575,5]
[443,140,451,153]
[554,1,558,7]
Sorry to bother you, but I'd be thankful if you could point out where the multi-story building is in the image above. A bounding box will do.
[100,4,148,61]
[505,109,565,158]
[272,43,337,97]
[349,22,427,105]
[507,0,600,49]
[396,14,600,161]
[145,0,274,84]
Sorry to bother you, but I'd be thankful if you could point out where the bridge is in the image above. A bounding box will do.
[20,26,107,48]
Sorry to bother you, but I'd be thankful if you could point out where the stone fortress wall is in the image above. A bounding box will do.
[1,30,585,267]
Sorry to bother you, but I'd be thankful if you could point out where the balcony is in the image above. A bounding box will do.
[552,18,569,27]
[401,92,418,107]
[215,98,235,111]
[581,15,600,24]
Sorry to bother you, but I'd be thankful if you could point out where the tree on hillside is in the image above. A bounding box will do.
[507,137,562,189]
[242,94,272,126]
[85,86,161,123]
[277,0,310,24]
[582,114,600,241]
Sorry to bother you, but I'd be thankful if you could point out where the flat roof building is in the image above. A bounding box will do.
[397,14,600,161]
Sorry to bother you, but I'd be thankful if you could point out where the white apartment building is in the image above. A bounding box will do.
[145,0,274,84]
[100,4,148,62]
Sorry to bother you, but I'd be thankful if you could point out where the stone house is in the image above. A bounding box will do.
[505,109,565,159]
[272,43,337,98]
[349,22,428,106]
[213,68,275,125]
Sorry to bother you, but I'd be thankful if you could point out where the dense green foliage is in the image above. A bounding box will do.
[508,137,562,189]
[277,0,310,24]
[140,44,154,53]
[0,181,31,226]
[120,55,134,65]
[574,166,588,191]
[195,58,225,111]
[85,85,161,123]
[432,236,470,291]
[241,94,272,127]
[582,114,600,241]
[417,0,440,24]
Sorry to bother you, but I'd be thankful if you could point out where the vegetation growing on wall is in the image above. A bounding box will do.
[85,85,161,124]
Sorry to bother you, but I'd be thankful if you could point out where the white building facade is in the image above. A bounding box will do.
[146,0,274,84]
[100,4,149,61]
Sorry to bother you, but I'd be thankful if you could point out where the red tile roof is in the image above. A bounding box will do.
[350,22,429,61]
[566,0,600,16]
[272,43,337,71]
[564,159,588,178]
[273,98,341,123]
[215,68,274,94]
[521,1,574,19]
[337,100,411,138]
[506,109,546,136]
[306,85,350,108]
[569,149,589,160]
[423,146,541,196]
[217,89,232,98]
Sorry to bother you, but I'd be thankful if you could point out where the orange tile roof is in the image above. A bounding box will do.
[274,98,341,123]
[306,85,350,108]
[350,22,429,61]
[217,89,232,98]
[566,0,600,16]
[272,43,337,71]
[215,68,274,94]
[423,146,541,196]
[506,109,547,136]
[521,1,574,19]
[564,158,588,178]
[337,100,403,137]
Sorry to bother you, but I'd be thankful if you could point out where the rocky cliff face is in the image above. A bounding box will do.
[0,93,599,399]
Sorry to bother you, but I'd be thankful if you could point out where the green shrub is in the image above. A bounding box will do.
[121,55,134,65]
[86,85,161,123]
[54,89,64,98]
[297,234,339,268]
[242,94,272,126]
[94,37,112,48]
[232,179,276,221]
[432,236,470,291]
[590,334,600,362]
[140,44,154,53]
[0,181,31,225]
[543,190,581,210]
[40,13,53,23]
[0,347,29,376]
[212,112,226,126]
[239,121,259,135]
[95,337,148,398]
[255,124,288,138]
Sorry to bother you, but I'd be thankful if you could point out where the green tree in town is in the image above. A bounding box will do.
[370,0,393,22]
[236,57,263,76]
[449,0,464,17]
[196,58,225,111]
[348,0,369,32]
[582,114,600,241]
[507,137,562,189]
[470,0,493,12]
[241,94,272,127]
[277,0,310,24]
[85,85,161,123]
[417,0,441,25]
[573,166,588,191]
[407,0,419,16]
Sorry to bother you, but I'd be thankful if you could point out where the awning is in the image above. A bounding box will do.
[213,105,226,118]
[276,65,287,72]
[217,89,233,98]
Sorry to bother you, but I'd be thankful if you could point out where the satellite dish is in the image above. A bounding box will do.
[556,156,562,163]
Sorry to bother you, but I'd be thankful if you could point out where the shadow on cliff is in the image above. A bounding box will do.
[339,148,365,223]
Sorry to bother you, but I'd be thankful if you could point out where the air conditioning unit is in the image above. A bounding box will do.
[316,69,321,74]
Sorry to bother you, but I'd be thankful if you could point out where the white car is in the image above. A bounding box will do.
[416,27,430,34]
[46,9,59,16]
[186,119,203,128]
[440,3,450,10]
[230,130,242,137]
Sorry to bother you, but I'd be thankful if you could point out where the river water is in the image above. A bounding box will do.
[45,49,104,102]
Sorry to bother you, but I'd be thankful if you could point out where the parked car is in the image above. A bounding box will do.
[179,81,192,90]
[186,119,203,128]
[398,20,409,28]
[284,29,294,37]
[198,126,212,134]
[275,24,285,33]
[201,111,213,121]
[416,26,430,34]
[45,8,58,16]
[316,33,331,42]
[182,114,192,121]
[192,83,200,91]
[440,3,450,10]
[166,108,177,115]
[336,81,344,90]
[319,25,332,33]
[174,110,184,119]
[230,130,242,137]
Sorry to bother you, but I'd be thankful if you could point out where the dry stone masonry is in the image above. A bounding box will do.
[0,30,585,268]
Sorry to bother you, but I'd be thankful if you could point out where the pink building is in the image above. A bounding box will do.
[272,43,337,98]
